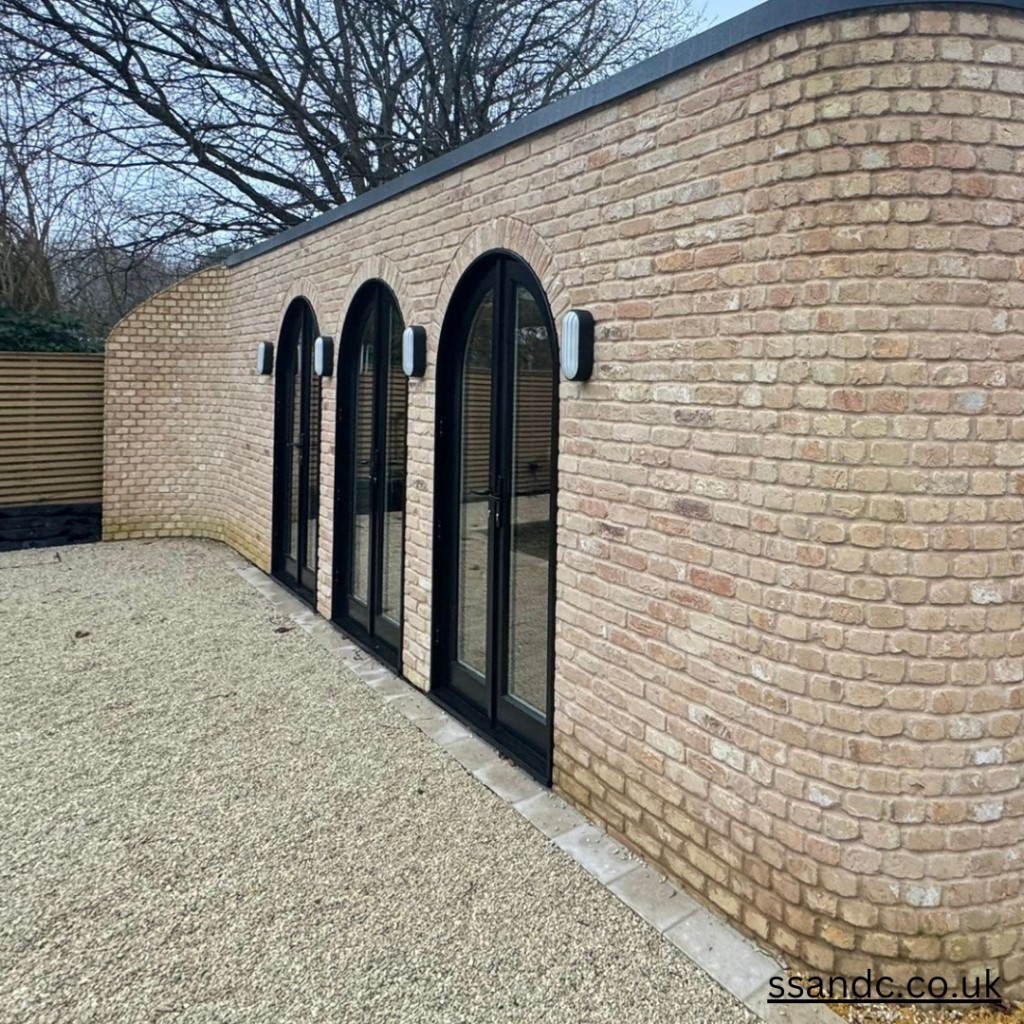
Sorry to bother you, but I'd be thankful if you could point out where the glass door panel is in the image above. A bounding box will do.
[435,256,557,782]
[506,285,554,715]
[379,302,406,629]
[351,306,376,614]
[286,339,302,569]
[456,289,495,680]
[305,368,321,578]
[334,283,407,669]
[273,299,321,603]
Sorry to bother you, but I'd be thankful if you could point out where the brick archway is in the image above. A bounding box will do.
[277,277,326,328]
[434,218,569,332]
[334,255,414,342]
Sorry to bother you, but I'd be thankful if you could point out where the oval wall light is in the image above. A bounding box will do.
[561,310,594,382]
[314,335,334,377]
[403,325,427,378]
[256,341,274,375]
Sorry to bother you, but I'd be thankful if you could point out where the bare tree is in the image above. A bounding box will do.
[0,63,65,313]
[54,237,183,337]
[0,0,703,244]
[0,38,191,340]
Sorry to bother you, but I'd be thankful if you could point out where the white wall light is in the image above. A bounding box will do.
[402,325,427,378]
[256,341,274,375]
[561,310,594,382]
[314,335,334,377]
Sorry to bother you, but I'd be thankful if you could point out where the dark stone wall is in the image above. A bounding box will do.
[0,504,102,552]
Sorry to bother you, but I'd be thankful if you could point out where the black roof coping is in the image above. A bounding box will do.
[225,0,1024,267]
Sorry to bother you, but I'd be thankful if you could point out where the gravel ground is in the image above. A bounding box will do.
[0,539,755,1024]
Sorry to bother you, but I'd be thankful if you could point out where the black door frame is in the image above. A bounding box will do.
[332,281,407,671]
[432,251,558,783]
[272,297,320,603]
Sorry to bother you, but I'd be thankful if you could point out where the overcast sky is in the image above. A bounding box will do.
[708,0,767,25]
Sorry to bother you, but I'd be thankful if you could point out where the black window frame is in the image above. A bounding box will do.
[332,280,408,671]
[431,251,559,783]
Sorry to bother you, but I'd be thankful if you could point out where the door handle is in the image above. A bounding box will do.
[471,476,504,530]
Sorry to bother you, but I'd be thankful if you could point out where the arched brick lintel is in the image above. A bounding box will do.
[432,218,570,339]
[332,254,415,345]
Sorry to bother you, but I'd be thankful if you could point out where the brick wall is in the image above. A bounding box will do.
[104,265,275,566]
[105,6,1024,996]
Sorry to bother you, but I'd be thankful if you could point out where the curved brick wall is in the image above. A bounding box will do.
[105,5,1024,996]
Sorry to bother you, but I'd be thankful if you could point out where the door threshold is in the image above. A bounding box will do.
[328,615,402,675]
[427,687,551,786]
[270,571,317,611]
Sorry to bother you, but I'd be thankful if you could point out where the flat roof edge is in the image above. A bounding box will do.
[225,0,1024,268]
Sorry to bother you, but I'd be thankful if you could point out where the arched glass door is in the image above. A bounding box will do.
[434,254,557,780]
[273,298,321,601]
[333,282,407,668]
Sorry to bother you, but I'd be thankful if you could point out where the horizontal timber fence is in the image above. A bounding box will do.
[0,351,104,550]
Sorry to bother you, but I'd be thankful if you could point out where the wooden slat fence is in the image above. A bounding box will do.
[0,352,105,507]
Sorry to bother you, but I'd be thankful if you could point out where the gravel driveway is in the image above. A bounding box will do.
[0,539,755,1024]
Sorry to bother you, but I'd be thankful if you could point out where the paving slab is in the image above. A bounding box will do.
[388,691,441,722]
[555,823,637,884]
[513,791,587,839]
[441,733,505,773]
[365,674,409,698]
[417,713,472,746]
[665,906,781,1002]
[473,759,545,804]
[763,993,845,1024]
[609,864,703,932]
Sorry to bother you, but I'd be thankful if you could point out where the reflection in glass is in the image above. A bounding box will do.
[381,301,407,625]
[288,338,303,561]
[457,289,494,677]
[351,306,375,605]
[306,368,321,572]
[507,285,553,714]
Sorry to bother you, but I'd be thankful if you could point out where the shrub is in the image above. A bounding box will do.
[0,307,103,353]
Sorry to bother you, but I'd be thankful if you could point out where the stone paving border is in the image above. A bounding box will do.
[234,557,843,1024]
